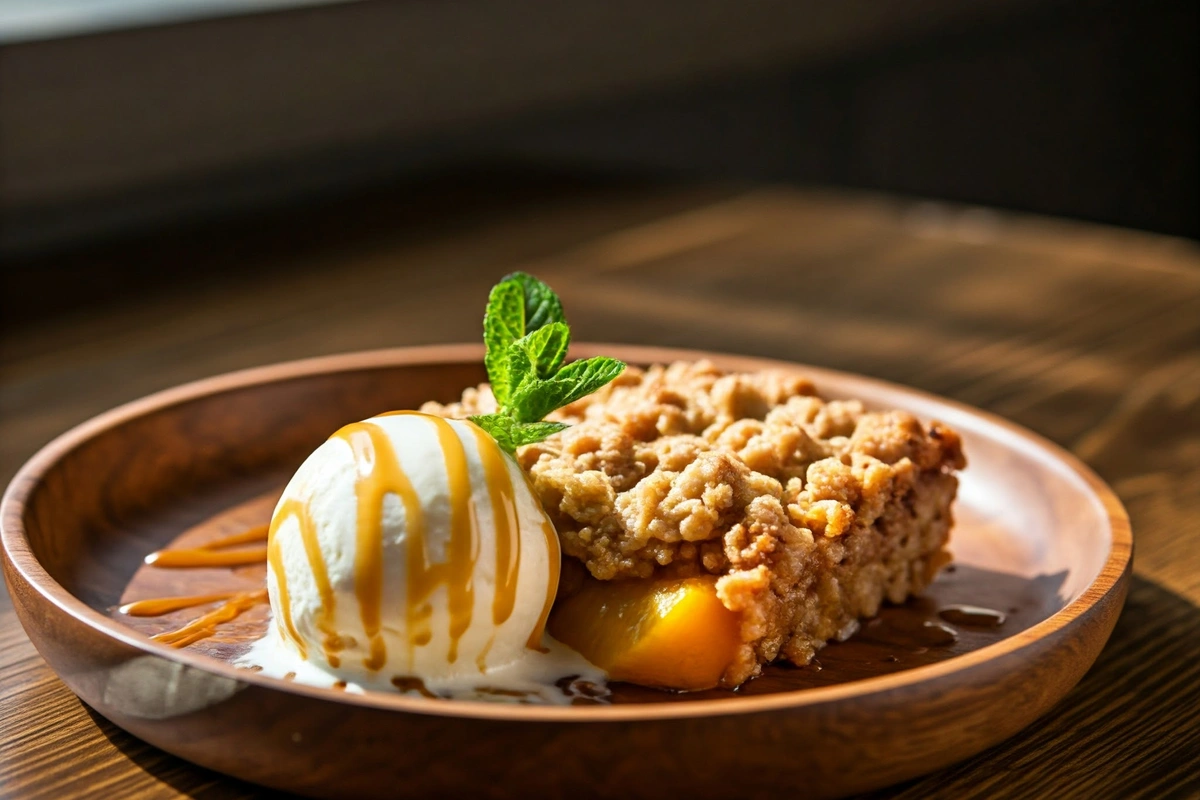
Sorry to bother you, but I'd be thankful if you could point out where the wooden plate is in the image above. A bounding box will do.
[0,345,1131,799]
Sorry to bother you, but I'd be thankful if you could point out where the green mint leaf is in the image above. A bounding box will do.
[538,356,626,405]
[483,280,525,405]
[517,321,570,380]
[475,273,624,453]
[468,414,519,453]
[510,421,569,448]
[510,357,625,423]
[503,272,564,334]
[503,341,536,407]
[468,415,568,453]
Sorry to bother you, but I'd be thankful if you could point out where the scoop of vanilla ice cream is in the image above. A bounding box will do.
[260,412,566,688]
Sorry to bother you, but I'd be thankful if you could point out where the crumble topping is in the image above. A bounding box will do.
[425,360,965,685]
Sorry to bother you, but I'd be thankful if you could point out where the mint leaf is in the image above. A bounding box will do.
[503,272,564,333]
[510,421,569,448]
[502,340,536,406]
[469,414,519,452]
[483,280,525,405]
[474,274,624,453]
[510,357,625,423]
[517,322,570,380]
[469,414,568,453]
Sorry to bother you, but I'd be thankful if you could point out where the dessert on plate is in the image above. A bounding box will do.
[149,273,963,699]
[428,359,964,689]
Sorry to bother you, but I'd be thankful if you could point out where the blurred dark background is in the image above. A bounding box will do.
[1,0,1196,263]
[497,0,1198,239]
[1,0,1197,338]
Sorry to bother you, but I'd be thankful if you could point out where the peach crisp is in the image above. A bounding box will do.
[426,359,965,689]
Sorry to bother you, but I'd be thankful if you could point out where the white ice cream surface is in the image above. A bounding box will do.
[239,625,603,704]
[234,413,604,703]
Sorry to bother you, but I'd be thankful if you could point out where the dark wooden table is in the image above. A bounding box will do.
[2,175,1199,798]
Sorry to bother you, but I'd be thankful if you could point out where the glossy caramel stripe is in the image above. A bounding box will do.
[333,422,400,672]
[144,524,269,568]
[374,412,435,665]
[429,416,480,664]
[145,547,268,568]
[152,590,269,648]
[272,498,340,666]
[397,413,558,655]
[527,518,559,653]
[267,519,305,658]
[380,412,484,665]
[119,592,236,616]
[469,424,521,627]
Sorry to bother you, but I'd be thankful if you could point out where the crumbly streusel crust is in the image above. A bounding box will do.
[424,360,965,686]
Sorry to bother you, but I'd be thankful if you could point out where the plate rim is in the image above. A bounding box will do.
[1,343,1133,722]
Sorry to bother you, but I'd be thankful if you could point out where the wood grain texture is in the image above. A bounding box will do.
[2,177,1199,798]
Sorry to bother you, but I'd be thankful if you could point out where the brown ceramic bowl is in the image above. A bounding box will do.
[1,345,1131,799]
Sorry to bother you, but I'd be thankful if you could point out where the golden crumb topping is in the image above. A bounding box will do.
[425,361,963,581]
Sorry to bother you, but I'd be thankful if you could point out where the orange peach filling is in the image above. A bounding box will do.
[548,575,741,691]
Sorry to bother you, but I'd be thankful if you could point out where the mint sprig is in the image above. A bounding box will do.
[470,272,625,453]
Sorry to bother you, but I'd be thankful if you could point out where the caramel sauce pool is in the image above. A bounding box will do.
[938,604,1008,628]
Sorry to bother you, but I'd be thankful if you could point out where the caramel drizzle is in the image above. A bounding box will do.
[467,421,558,654]
[332,421,409,672]
[120,592,237,617]
[433,416,481,664]
[144,524,269,568]
[527,517,559,653]
[135,412,559,669]
[380,412,482,665]
[267,513,306,659]
[150,590,268,648]
[138,528,273,648]
[341,415,430,666]
[471,424,522,629]
[272,497,341,666]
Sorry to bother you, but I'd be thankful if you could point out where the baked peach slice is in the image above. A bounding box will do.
[548,575,742,691]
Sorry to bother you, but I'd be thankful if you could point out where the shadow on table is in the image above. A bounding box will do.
[857,575,1200,799]
[82,707,294,799]
[86,575,1200,799]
